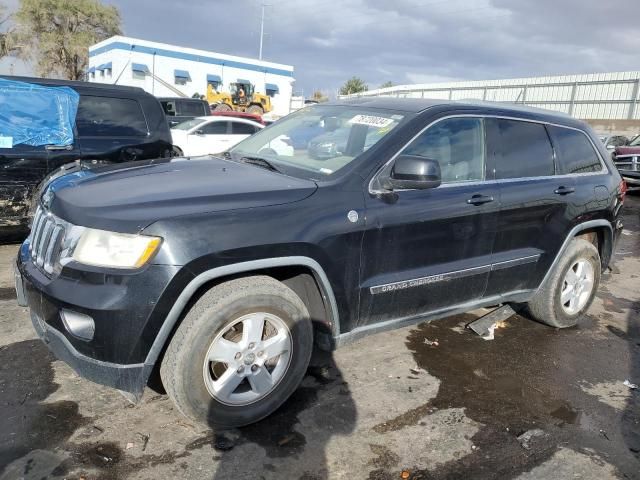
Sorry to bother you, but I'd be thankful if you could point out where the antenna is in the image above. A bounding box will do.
[259,3,270,60]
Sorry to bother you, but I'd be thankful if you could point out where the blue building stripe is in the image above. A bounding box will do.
[90,41,294,78]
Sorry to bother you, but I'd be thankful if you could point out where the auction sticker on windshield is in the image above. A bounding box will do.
[348,115,394,128]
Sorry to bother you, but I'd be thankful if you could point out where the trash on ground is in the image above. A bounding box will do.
[410,367,426,375]
[599,429,610,441]
[467,304,515,340]
[277,434,297,446]
[423,338,439,346]
[213,435,235,452]
[137,432,150,451]
[623,379,638,389]
[126,442,134,450]
[517,429,546,450]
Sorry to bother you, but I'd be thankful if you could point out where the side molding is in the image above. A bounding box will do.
[143,256,340,368]
[536,219,613,290]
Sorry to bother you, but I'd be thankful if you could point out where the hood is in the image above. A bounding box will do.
[614,146,640,156]
[45,156,317,233]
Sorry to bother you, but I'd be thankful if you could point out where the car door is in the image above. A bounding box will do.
[359,116,499,326]
[76,95,151,163]
[483,118,573,297]
[187,120,230,155]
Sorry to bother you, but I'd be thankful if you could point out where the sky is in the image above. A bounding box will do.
[2,0,640,96]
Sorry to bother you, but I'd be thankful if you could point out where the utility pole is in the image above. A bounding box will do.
[259,3,269,60]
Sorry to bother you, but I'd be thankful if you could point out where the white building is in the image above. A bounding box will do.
[87,36,295,118]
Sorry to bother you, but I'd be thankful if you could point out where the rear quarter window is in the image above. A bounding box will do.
[548,126,603,174]
[179,101,207,117]
[76,96,148,137]
[231,122,259,135]
[492,119,554,179]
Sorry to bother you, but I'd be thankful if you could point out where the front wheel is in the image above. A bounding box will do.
[526,238,601,328]
[160,276,313,428]
[214,103,232,112]
[247,105,264,116]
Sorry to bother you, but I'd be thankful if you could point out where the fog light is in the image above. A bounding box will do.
[60,309,95,342]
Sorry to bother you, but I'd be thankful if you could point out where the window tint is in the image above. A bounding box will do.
[200,121,228,135]
[179,101,206,117]
[402,117,485,183]
[548,126,602,174]
[161,101,176,116]
[76,96,148,137]
[231,122,258,135]
[493,119,554,179]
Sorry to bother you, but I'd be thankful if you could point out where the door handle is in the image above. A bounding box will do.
[45,145,73,151]
[554,186,575,195]
[466,194,494,206]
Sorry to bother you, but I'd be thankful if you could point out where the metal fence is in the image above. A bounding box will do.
[340,71,640,120]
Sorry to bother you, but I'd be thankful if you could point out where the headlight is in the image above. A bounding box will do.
[72,228,162,269]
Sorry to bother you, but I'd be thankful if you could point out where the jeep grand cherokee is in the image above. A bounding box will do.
[16,98,625,428]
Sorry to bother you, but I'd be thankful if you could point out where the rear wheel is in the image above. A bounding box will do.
[214,103,232,112]
[247,105,264,116]
[160,276,313,428]
[526,238,601,328]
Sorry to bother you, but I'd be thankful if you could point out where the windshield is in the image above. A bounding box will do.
[630,135,640,146]
[172,118,206,131]
[229,105,404,178]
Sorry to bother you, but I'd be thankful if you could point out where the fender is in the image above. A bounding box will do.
[143,256,341,369]
[536,219,613,291]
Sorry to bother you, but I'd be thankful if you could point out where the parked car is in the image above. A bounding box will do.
[210,109,265,125]
[599,134,629,151]
[0,76,173,241]
[17,98,625,428]
[170,116,264,156]
[159,97,210,128]
[612,134,640,190]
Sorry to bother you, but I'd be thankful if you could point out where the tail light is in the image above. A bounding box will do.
[618,179,627,203]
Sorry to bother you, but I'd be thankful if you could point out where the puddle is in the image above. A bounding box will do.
[0,287,16,301]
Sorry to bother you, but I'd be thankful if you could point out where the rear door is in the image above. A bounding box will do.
[359,116,499,326]
[484,118,573,296]
[76,95,152,163]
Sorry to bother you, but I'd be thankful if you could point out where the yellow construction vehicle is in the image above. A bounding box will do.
[207,81,272,115]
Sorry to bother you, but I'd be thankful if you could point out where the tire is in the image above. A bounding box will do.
[160,276,313,428]
[526,238,601,328]
[214,103,232,112]
[247,105,264,116]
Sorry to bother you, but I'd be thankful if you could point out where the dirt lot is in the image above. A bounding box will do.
[0,197,639,480]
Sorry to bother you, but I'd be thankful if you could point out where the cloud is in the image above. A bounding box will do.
[2,0,639,96]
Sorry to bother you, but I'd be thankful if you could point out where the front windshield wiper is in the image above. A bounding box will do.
[238,155,281,173]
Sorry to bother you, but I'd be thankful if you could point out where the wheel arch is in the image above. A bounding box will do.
[537,219,613,292]
[144,257,340,371]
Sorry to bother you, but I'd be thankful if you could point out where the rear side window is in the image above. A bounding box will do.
[548,126,603,174]
[492,119,554,179]
[179,101,206,117]
[200,121,228,134]
[231,122,258,135]
[76,96,148,137]
[402,117,485,183]
[161,101,176,116]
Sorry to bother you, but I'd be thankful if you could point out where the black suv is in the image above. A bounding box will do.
[158,97,210,128]
[0,76,173,240]
[16,98,625,428]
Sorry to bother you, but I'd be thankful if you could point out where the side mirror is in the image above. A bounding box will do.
[386,155,441,190]
[194,129,205,136]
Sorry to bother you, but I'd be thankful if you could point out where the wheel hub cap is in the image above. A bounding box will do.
[202,312,292,406]
[560,259,595,315]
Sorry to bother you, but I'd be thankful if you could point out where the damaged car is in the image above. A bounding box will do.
[16,98,625,428]
[0,76,173,241]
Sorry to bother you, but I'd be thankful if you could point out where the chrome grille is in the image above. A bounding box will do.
[29,207,66,275]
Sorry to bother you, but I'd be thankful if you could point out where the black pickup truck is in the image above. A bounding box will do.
[16,98,625,428]
[0,76,173,241]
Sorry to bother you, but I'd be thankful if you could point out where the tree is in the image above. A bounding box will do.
[0,3,15,58]
[339,76,368,96]
[312,90,328,102]
[379,81,394,89]
[15,0,121,79]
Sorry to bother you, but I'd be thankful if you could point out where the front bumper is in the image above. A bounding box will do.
[16,241,186,396]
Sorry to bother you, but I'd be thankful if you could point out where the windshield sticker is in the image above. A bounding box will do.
[348,115,394,128]
[319,168,333,174]
[0,136,13,148]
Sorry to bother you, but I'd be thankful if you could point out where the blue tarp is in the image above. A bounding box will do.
[0,78,79,147]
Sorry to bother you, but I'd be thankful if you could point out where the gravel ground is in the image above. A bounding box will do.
[0,197,638,480]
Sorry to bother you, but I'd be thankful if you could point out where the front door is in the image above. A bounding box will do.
[188,121,230,155]
[359,116,499,326]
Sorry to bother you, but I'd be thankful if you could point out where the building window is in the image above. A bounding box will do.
[174,69,191,86]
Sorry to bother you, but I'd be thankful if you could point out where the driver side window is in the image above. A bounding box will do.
[402,117,485,183]
[200,122,228,135]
